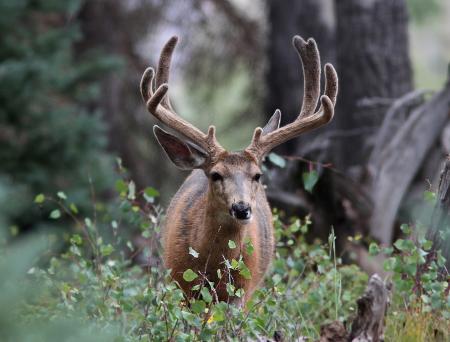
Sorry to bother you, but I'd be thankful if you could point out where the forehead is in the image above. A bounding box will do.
[213,152,259,174]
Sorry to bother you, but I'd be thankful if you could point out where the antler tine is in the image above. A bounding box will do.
[141,36,224,157]
[155,36,178,110]
[140,67,154,102]
[245,36,337,160]
[317,63,338,112]
[293,36,321,118]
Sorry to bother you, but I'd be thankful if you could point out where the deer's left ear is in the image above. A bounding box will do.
[262,109,281,135]
[153,125,208,170]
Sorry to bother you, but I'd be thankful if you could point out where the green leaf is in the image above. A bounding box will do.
[303,170,319,193]
[239,262,252,280]
[69,203,78,214]
[70,234,82,245]
[57,191,67,200]
[190,300,206,314]
[369,242,380,256]
[115,179,127,195]
[128,180,136,200]
[144,187,160,203]
[422,240,433,250]
[189,247,199,258]
[100,244,114,257]
[394,239,414,252]
[423,190,436,204]
[9,226,18,236]
[183,269,198,282]
[226,283,235,296]
[211,303,226,322]
[34,194,45,204]
[85,218,93,228]
[235,288,245,298]
[245,239,254,256]
[126,241,134,251]
[400,224,411,235]
[228,240,236,249]
[144,187,160,198]
[200,287,212,303]
[49,209,61,219]
[267,153,286,168]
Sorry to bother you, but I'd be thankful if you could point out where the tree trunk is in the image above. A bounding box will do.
[76,1,170,191]
[428,156,450,271]
[265,0,335,155]
[334,0,413,170]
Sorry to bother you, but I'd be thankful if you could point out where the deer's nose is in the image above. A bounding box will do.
[231,201,252,220]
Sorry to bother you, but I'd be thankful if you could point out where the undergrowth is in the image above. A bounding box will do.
[0,171,448,341]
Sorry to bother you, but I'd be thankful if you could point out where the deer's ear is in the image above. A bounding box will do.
[262,109,281,135]
[153,125,208,170]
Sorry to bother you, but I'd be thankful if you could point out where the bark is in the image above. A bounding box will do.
[76,1,180,193]
[347,274,391,342]
[428,157,450,271]
[334,0,413,170]
[318,274,390,342]
[370,77,450,245]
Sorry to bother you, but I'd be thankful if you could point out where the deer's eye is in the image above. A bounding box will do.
[253,173,262,182]
[210,172,223,182]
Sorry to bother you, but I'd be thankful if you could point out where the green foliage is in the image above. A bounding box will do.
[371,223,449,317]
[0,177,448,341]
[302,170,319,194]
[267,153,286,168]
[0,0,119,234]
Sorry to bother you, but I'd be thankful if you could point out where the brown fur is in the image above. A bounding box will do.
[162,152,274,303]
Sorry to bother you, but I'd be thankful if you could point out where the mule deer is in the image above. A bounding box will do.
[140,35,338,304]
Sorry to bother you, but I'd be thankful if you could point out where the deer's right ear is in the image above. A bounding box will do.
[153,125,208,170]
[262,109,281,135]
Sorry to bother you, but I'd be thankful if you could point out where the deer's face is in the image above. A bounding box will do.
[207,153,262,224]
[146,36,337,225]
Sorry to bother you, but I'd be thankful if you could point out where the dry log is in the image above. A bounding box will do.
[347,274,391,342]
[318,274,390,342]
[260,274,390,342]
[370,74,450,245]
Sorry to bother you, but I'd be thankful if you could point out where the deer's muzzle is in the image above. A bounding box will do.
[230,201,252,221]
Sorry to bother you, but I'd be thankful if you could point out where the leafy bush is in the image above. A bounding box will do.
[0,173,448,341]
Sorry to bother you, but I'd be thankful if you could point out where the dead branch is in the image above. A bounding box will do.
[370,76,450,245]
[369,89,429,172]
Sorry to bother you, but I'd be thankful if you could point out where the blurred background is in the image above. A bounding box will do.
[1,0,449,270]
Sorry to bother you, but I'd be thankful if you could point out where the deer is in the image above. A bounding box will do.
[140,35,338,305]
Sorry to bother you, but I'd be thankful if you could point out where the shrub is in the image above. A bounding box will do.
[0,0,119,235]
[0,175,448,341]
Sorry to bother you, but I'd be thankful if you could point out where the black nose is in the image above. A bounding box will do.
[231,201,252,220]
